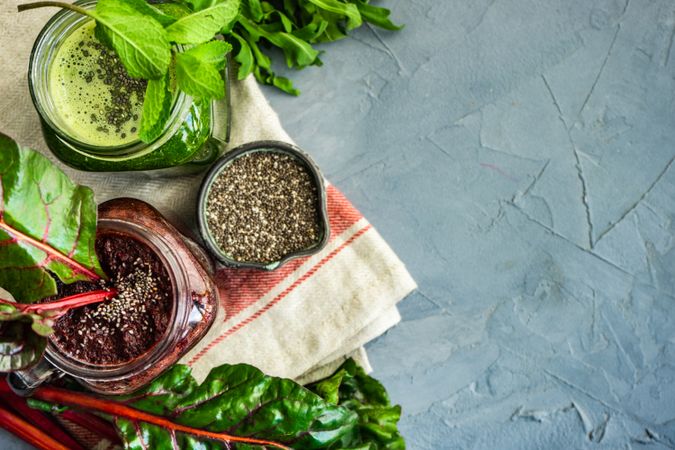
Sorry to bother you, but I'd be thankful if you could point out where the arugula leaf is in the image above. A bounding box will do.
[242,0,264,21]
[175,41,232,99]
[239,15,320,68]
[0,134,103,303]
[308,359,405,449]
[139,74,173,143]
[166,0,240,44]
[93,0,172,79]
[306,0,362,31]
[231,32,255,79]
[114,363,358,449]
[350,0,403,31]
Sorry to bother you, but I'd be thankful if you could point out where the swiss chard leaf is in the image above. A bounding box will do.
[166,0,241,44]
[0,133,103,303]
[0,287,116,372]
[92,0,172,79]
[0,288,48,372]
[114,363,358,449]
[0,321,47,372]
[308,359,405,449]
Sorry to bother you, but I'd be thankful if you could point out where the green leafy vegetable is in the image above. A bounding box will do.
[115,363,357,449]
[306,0,361,30]
[18,0,402,135]
[231,31,255,79]
[0,321,47,373]
[93,0,172,79]
[175,41,232,99]
[139,74,173,143]
[183,39,231,69]
[0,289,117,371]
[116,0,179,27]
[18,359,404,448]
[0,134,116,371]
[165,0,240,44]
[309,359,405,449]
[228,0,402,93]
[0,133,104,303]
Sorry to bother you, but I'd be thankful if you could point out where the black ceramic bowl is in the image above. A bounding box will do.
[197,141,330,270]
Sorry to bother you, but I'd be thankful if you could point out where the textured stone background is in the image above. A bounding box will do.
[3,0,675,449]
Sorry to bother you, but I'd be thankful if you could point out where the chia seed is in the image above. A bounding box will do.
[205,152,322,264]
[60,36,146,141]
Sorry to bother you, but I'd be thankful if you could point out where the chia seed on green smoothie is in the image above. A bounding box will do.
[49,20,146,146]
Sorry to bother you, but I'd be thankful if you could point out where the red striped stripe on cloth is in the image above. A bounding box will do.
[187,185,368,366]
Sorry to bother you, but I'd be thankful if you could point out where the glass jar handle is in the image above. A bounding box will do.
[210,53,233,147]
[7,358,57,396]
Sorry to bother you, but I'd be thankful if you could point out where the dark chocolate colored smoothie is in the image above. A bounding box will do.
[51,232,172,365]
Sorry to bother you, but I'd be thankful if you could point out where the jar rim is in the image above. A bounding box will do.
[27,0,190,156]
[44,217,190,382]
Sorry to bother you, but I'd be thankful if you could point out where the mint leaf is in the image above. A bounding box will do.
[93,0,171,79]
[153,2,192,20]
[184,40,231,70]
[175,42,231,99]
[139,74,173,143]
[120,0,178,27]
[166,0,240,44]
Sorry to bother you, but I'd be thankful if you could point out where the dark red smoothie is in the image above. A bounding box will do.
[50,232,173,365]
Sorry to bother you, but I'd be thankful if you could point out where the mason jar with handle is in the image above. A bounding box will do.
[9,199,220,396]
[27,0,231,173]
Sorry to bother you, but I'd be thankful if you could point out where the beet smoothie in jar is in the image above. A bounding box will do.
[14,199,220,395]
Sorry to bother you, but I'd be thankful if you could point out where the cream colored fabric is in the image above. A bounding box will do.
[0,2,416,383]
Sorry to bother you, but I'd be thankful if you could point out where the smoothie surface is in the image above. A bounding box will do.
[49,20,145,147]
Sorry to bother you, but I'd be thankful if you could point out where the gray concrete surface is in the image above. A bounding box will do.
[3,0,675,449]
[267,0,675,448]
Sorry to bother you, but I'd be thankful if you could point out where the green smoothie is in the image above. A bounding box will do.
[49,20,145,147]
[32,11,222,172]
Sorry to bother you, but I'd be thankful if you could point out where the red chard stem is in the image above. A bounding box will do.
[31,386,291,449]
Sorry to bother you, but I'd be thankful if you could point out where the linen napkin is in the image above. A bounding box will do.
[0,3,417,384]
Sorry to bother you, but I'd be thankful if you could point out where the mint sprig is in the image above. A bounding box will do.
[19,0,402,140]
[19,0,239,143]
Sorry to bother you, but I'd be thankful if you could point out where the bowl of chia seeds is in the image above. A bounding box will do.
[197,141,330,270]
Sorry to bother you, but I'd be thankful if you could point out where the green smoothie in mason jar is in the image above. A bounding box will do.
[28,1,229,172]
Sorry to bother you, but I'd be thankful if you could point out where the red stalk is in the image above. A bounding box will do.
[31,385,291,449]
[60,410,122,445]
[0,383,85,450]
[0,404,71,450]
[0,289,117,316]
